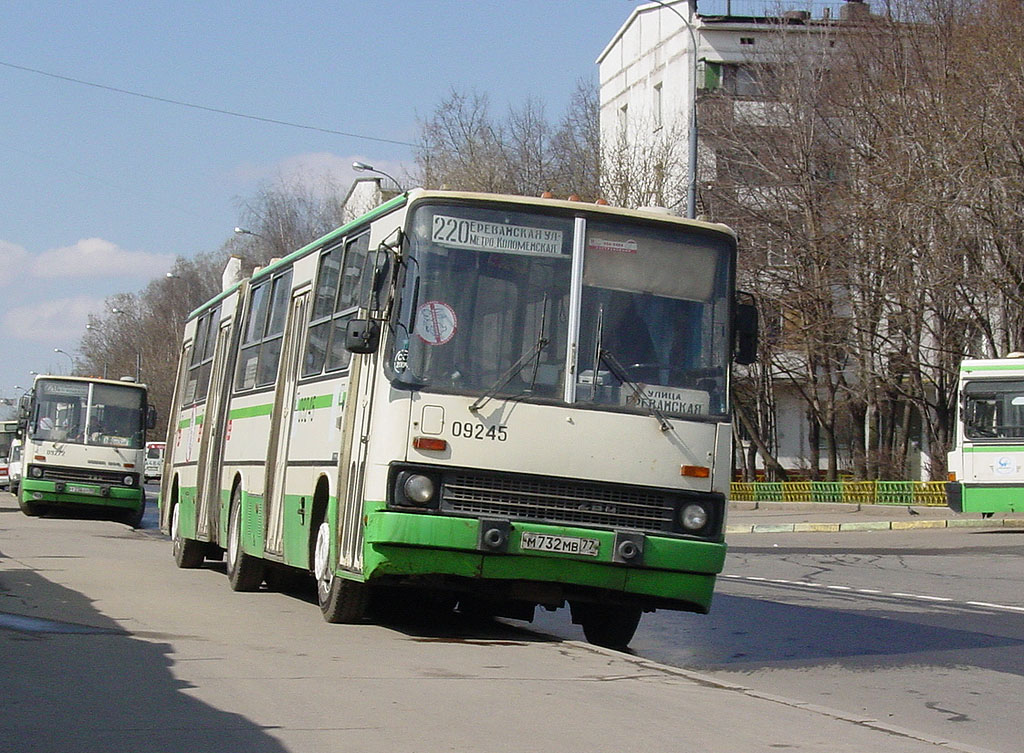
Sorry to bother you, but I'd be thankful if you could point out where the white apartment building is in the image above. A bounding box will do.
[596,1,936,480]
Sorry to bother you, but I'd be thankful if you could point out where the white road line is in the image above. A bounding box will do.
[725,575,1024,614]
[966,601,1024,613]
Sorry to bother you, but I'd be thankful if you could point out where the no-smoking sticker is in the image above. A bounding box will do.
[415,301,458,345]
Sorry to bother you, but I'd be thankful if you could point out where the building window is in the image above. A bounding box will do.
[740,37,755,46]
[618,103,629,139]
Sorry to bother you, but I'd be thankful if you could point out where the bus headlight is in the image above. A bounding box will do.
[680,503,709,531]
[401,473,436,506]
[30,466,44,479]
[123,475,135,486]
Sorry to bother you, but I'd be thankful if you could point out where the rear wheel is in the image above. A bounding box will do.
[171,502,206,568]
[226,487,264,591]
[314,521,367,623]
[571,602,642,650]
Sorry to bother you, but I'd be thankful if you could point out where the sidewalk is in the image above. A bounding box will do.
[726,500,1024,535]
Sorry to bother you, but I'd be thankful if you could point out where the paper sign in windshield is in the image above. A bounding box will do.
[415,301,458,345]
[588,238,638,254]
[432,214,563,256]
[625,385,710,416]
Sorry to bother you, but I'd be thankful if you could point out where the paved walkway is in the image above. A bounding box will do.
[726,500,1024,535]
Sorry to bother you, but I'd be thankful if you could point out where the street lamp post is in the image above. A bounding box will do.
[53,348,74,373]
[352,161,404,192]
[110,309,141,381]
[645,0,699,219]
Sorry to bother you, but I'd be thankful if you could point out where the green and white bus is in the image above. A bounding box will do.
[161,189,757,648]
[18,375,154,527]
[947,357,1024,515]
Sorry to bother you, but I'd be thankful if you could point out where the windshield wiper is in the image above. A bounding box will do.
[470,295,550,413]
[468,336,549,413]
[599,348,672,432]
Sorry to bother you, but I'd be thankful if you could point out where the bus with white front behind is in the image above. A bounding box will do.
[18,375,154,526]
[0,419,18,490]
[161,189,757,648]
[947,357,1024,515]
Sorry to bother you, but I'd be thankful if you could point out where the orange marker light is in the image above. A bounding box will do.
[413,437,448,452]
[947,472,957,482]
[681,465,710,479]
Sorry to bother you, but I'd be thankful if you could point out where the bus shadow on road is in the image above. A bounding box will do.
[0,567,291,753]
[630,592,1024,676]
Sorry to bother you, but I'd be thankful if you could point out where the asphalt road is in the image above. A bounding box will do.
[2,490,1020,752]
[533,526,1024,753]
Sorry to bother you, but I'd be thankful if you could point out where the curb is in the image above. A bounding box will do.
[726,517,1024,535]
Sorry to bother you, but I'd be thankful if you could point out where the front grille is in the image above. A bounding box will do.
[35,465,132,485]
[440,471,677,533]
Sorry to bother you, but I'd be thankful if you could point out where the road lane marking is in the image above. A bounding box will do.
[722,574,1024,615]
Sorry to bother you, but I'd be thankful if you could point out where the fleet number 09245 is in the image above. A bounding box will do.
[451,422,507,441]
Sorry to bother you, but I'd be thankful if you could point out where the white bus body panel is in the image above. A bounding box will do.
[397,393,723,493]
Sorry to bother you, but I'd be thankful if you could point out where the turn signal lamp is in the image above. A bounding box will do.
[412,437,447,452]
[681,465,711,479]
[948,471,957,482]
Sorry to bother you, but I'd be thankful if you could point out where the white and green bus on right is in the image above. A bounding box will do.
[947,357,1024,515]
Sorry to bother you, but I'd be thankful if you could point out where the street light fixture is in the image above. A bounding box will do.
[352,161,404,192]
[234,227,262,238]
[54,348,74,372]
[642,0,699,219]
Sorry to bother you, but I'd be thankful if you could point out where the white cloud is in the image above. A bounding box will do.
[2,296,106,344]
[31,238,174,279]
[232,152,411,195]
[0,240,30,287]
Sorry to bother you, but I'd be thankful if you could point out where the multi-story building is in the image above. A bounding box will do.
[596,1,937,480]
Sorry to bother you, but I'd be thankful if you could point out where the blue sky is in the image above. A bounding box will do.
[0,0,642,405]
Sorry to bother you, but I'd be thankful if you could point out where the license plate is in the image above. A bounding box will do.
[66,484,97,495]
[520,532,600,557]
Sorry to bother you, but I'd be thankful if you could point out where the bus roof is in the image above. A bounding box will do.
[188,188,738,322]
[32,374,149,391]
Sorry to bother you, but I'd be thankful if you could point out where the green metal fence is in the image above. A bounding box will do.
[729,481,947,506]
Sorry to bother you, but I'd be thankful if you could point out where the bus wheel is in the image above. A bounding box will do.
[570,601,642,650]
[122,501,146,529]
[314,521,367,623]
[171,503,206,568]
[17,495,42,517]
[226,489,264,592]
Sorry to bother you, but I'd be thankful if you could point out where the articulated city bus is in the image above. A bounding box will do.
[947,357,1024,515]
[18,375,154,527]
[161,189,757,648]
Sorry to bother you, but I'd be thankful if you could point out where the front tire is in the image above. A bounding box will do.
[314,521,367,623]
[171,502,206,568]
[17,494,43,517]
[571,602,642,649]
[226,488,264,591]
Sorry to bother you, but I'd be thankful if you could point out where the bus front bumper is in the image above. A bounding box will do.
[20,478,144,510]
[361,510,727,612]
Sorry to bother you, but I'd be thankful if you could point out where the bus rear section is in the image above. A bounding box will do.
[18,376,154,527]
[947,358,1024,514]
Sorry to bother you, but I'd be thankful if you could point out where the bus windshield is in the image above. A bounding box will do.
[30,378,147,449]
[391,202,733,418]
[964,380,1024,439]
